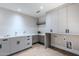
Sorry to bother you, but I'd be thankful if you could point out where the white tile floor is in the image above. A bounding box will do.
[13,44,74,56]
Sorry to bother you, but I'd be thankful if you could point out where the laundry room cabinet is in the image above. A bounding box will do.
[26,36,32,48]
[46,9,58,33]
[58,7,68,34]
[51,33,66,48]
[68,4,79,35]
[9,37,26,54]
[68,35,79,52]
[9,36,32,54]
[50,4,79,55]
[0,39,10,56]
[0,36,32,56]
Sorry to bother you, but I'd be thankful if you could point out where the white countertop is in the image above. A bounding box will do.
[0,34,37,39]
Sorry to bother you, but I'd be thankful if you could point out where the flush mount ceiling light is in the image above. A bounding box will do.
[40,6,44,10]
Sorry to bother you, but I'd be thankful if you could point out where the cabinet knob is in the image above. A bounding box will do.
[3,39,8,41]
[17,41,20,44]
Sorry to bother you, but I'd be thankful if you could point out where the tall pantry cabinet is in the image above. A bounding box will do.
[50,4,79,55]
[67,4,79,54]
[50,6,68,50]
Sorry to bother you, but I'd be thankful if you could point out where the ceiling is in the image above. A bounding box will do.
[0,3,64,18]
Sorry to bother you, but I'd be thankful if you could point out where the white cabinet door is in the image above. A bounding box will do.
[0,39,10,56]
[58,7,68,34]
[67,35,79,51]
[51,10,58,33]
[18,37,27,50]
[10,37,27,54]
[46,13,52,32]
[10,38,19,54]
[68,4,79,35]
[46,10,58,33]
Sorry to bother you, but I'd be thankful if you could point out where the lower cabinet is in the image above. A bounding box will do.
[32,35,39,44]
[10,36,32,54]
[9,38,19,54]
[26,36,32,48]
[68,35,79,53]
[0,39,10,56]
[10,37,26,54]
[51,33,79,55]
[51,33,66,48]
[38,35,44,44]
[0,36,32,56]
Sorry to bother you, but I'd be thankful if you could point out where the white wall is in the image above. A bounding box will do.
[0,8,38,37]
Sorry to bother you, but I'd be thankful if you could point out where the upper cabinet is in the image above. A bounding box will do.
[46,10,58,33]
[68,4,79,35]
[58,7,68,34]
[46,4,79,35]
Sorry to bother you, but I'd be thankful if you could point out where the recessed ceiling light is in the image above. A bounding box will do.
[40,6,44,10]
[17,8,21,12]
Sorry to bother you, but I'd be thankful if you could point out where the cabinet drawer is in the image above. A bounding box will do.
[27,41,32,48]
[1,39,8,44]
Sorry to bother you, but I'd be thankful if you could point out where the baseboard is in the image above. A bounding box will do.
[7,47,32,56]
[32,41,44,45]
[50,45,78,56]
[32,42,39,45]
[38,42,44,45]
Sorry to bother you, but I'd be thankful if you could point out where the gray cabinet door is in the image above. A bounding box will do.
[0,39,10,56]
[68,4,79,35]
[58,7,68,34]
[51,34,66,48]
[68,35,79,51]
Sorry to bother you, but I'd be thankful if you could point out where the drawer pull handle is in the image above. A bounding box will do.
[27,39,30,40]
[0,44,2,49]
[3,39,8,41]
[17,41,20,44]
